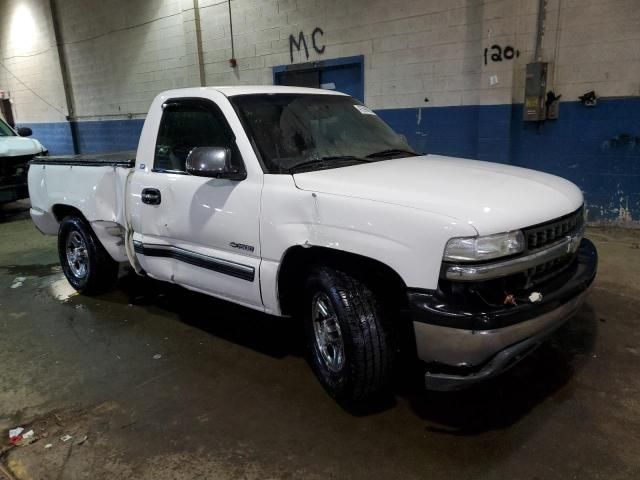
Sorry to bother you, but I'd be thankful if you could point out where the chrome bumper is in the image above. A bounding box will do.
[409,238,598,391]
[415,289,587,369]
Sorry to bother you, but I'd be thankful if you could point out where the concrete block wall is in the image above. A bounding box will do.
[0,0,68,123]
[56,0,191,118]
[1,0,639,224]
[1,0,198,152]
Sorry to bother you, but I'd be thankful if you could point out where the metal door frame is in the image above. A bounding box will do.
[272,55,365,102]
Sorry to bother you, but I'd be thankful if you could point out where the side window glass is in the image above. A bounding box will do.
[154,103,236,172]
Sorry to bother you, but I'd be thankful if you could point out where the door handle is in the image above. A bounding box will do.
[141,188,161,205]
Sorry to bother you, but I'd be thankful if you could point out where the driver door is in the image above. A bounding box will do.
[129,98,263,309]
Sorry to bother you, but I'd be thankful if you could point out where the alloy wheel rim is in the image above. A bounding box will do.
[311,292,345,372]
[66,231,89,278]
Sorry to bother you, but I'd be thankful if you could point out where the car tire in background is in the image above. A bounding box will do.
[58,216,119,294]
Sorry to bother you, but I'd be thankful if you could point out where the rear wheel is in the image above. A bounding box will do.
[304,266,395,405]
[58,216,119,294]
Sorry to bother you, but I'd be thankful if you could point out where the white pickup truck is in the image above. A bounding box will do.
[28,86,597,404]
[1,116,47,204]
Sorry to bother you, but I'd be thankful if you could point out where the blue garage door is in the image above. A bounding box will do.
[273,55,364,102]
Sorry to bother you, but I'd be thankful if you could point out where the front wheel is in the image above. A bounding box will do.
[58,216,119,294]
[304,267,395,405]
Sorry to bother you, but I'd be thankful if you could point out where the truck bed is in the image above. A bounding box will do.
[28,149,135,263]
[30,150,136,168]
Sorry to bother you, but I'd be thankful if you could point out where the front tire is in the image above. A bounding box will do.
[304,267,394,405]
[58,216,119,294]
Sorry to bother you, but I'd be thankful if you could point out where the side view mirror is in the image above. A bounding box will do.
[185,146,246,181]
[17,127,32,137]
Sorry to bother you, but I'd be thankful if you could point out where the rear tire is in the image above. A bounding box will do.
[303,266,394,405]
[58,216,119,294]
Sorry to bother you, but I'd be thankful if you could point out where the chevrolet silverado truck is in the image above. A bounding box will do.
[28,86,597,404]
[1,116,47,204]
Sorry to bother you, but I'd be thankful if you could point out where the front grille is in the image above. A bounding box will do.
[524,207,584,251]
[526,252,575,287]
[0,154,33,186]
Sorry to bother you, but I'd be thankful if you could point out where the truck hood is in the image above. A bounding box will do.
[0,136,45,157]
[292,155,584,235]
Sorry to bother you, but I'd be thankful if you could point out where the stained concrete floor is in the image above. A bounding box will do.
[0,200,639,480]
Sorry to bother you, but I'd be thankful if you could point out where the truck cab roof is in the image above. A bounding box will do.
[159,85,348,99]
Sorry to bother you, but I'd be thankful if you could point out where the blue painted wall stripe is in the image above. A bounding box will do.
[18,119,144,156]
[379,99,640,223]
[21,121,75,155]
[18,98,640,224]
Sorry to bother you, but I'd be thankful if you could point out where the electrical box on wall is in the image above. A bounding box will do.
[523,62,548,121]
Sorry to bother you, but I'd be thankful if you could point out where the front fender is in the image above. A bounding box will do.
[305,194,476,288]
[259,175,476,314]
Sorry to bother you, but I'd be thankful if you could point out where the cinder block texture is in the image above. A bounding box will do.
[2,0,639,122]
[1,0,639,224]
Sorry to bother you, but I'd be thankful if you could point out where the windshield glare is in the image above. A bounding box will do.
[0,117,15,137]
[231,94,415,173]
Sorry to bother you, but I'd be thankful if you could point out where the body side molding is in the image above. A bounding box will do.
[133,241,255,282]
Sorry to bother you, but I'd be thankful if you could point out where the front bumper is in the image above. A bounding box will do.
[409,238,598,391]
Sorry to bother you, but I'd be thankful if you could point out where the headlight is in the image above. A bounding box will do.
[444,231,525,262]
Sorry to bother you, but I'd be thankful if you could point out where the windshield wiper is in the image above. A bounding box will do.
[288,155,369,173]
[366,148,420,159]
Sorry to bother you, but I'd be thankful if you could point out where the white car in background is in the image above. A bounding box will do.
[0,116,47,204]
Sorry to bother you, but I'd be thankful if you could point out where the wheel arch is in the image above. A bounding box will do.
[277,245,409,317]
[52,204,127,262]
[52,203,89,223]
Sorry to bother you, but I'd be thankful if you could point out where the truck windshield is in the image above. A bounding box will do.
[0,117,15,137]
[231,94,417,174]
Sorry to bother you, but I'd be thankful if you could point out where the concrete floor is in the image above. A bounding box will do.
[0,201,639,480]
